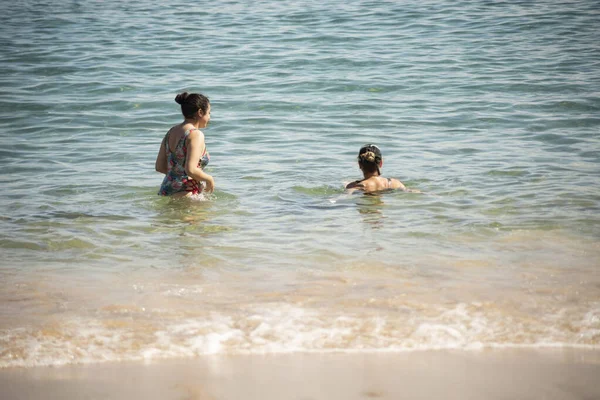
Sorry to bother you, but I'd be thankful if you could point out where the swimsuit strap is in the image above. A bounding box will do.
[185,128,204,136]
[164,129,190,155]
[164,128,190,151]
[181,129,193,142]
[176,128,197,148]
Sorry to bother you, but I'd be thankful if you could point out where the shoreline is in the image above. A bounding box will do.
[1,348,599,400]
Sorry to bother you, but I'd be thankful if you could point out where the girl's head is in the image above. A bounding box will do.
[175,92,210,121]
[357,144,382,175]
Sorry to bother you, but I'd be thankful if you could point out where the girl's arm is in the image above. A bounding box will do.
[185,129,215,193]
[390,178,406,191]
[392,178,421,193]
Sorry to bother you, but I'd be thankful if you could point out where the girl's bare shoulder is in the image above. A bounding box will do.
[345,180,364,189]
[389,178,406,190]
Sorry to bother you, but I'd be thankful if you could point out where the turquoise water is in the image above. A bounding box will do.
[1,0,599,367]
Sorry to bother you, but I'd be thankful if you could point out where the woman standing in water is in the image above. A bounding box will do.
[155,92,215,197]
[346,144,418,193]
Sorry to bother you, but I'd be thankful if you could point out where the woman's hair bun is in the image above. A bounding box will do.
[175,92,210,118]
[360,151,376,163]
[358,144,382,164]
[175,92,189,104]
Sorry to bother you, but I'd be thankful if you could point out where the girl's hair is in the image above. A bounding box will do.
[358,144,382,175]
[175,92,210,119]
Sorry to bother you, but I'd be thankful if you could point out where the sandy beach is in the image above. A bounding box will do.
[1,348,599,400]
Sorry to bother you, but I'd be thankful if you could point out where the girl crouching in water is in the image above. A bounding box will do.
[155,92,215,197]
[346,144,418,193]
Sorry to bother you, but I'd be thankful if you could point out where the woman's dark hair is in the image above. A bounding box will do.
[358,144,382,175]
[175,92,210,119]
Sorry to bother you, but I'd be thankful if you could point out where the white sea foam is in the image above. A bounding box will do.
[1,302,599,368]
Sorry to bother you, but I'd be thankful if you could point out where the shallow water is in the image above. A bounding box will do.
[1,0,599,367]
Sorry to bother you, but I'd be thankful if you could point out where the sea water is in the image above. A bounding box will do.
[0,0,599,367]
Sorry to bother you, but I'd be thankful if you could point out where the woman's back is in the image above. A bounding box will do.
[165,127,190,175]
[158,126,209,196]
[347,176,405,193]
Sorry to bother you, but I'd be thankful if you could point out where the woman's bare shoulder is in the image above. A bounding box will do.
[345,180,364,190]
[186,128,205,143]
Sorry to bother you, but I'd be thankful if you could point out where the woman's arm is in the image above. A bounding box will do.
[155,135,168,174]
[185,130,215,193]
[391,178,421,193]
[390,178,406,191]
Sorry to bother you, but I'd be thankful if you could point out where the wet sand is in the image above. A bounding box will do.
[1,349,599,400]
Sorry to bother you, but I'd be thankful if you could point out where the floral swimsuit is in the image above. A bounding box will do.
[158,128,209,196]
